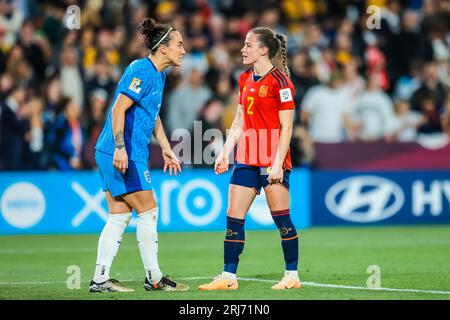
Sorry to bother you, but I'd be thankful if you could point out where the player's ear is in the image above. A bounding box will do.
[159,44,168,55]
[260,46,268,57]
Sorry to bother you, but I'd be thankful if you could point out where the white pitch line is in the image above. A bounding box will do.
[1,277,449,296]
[182,276,450,296]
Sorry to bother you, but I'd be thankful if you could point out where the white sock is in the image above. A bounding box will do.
[222,271,237,280]
[137,207,163,284]
[93,212,131,283]
[285,270,299,279]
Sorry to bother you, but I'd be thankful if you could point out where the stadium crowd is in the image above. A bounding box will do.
[0,0,449,170]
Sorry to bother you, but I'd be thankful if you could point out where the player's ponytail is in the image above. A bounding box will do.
[138,18,175,54]
[275,33,290,78]
[251,27,290,78]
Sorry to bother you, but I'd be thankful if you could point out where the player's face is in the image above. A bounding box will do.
[165,31,185,66]
[241,32,264,65]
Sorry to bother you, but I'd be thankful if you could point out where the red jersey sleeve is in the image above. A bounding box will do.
[273,72,296,110]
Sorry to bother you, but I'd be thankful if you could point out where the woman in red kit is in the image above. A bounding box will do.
[199,27,300,291]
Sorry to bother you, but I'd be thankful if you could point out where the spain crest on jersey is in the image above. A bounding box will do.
[259,85,268,97]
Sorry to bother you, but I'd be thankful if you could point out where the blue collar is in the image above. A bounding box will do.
[147,57,158,72]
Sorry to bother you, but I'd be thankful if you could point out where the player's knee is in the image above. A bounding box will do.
[107,212,132,228]
[226,209,246,219]
[137,199,157,213]
[137,207,158,225]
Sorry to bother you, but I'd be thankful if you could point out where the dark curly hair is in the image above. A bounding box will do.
[138,18,175,54]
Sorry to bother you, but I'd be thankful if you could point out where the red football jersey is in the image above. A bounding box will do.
[236,66,295,170]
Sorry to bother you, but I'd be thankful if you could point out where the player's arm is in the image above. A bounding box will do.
[268,109,294,184]
[153,116,181,176]
[214,104,244,174]
[111,93,134,174]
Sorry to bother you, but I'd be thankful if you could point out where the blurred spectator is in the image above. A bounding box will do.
[83,88,108,169]
[364,32,390,91]
[85,53,116,103]
[167,68,212,133]
[48,97,84,170]
[17,19,47,80]
[23,96,45,170]
[349,75,398,141]
[416,92,449,148]
[0,85,27,170]
[41,2,66,48]
[341,58,365,109]
[291,126,315,167]
[43,74,62,122]
[388,9,433,84]
[192,98,225,167]
[0,29,6,74]
[290,50,320,117]
[302,71,351,143]
[59,45,84,109]
[0,0,25,48]
[442,92,450,137]
[81,27,97,73]
[417,93,444,135]
[410,61,447,112]
[393,99,422,142]
[0,72,14,100]
[393,59,422,101]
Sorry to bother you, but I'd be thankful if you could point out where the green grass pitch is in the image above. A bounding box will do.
[1,225,449,300]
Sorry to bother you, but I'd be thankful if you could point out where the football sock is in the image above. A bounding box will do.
[136,207,163,284]
[223,216,245,274]
[93,212,132,283]
[285,270,299,278]
[222,271,237,280]
[271,209,298,271]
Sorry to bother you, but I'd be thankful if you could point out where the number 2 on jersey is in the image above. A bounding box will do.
[246,96,254,115]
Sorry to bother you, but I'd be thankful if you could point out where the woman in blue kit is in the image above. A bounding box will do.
[89,18,188,292]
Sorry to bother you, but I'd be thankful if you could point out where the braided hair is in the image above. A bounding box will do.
[138,18,175,54]
[251,27,291,78]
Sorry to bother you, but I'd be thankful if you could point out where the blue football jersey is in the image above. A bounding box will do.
[95,57,166,165]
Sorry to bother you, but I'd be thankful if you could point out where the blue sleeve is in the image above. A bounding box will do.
[117,61,151,104]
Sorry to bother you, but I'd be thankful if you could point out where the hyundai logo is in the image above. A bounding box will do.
[325,176,404,223]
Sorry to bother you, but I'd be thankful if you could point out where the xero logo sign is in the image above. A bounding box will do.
[325,176,404,223]
[161,179,222,226]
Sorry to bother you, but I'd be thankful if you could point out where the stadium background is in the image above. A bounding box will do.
[0,0,449,300]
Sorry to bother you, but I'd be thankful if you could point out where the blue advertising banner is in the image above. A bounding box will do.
[0,168,310,235]
[311,171,450,225]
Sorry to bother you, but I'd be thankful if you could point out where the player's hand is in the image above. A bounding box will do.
[267,166,283,185]
[162,148,182,176]
[113,148,128,174]
[214,152,229,175]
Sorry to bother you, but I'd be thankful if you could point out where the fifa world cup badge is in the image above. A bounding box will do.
[279,88,293,102]
[129,78,142,94]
